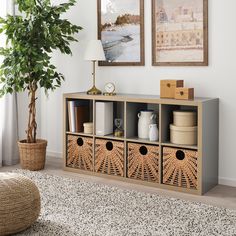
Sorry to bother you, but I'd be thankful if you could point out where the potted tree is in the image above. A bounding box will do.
[0,0,82,170]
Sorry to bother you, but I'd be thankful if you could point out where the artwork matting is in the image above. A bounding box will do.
[97,0,145,66]
[152,0,208,66]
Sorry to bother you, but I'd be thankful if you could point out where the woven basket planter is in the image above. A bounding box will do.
[128,143,159,183]
[163,147,198,189]
[67,135,93,171]
[0,173,40,236]
[18,139,47,171]
[95,139,124,176]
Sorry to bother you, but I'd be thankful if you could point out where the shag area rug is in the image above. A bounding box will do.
[11,170,236,236]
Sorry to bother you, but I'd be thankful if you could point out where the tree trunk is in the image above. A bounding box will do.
[26,87,37,143]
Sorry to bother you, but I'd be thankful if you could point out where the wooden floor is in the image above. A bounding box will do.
[2,156,236,210]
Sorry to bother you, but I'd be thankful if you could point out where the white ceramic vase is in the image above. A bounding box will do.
[149,124,159,141]
[138,111,156,139]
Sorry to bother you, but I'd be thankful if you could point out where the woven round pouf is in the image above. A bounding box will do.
[0,173,40,236]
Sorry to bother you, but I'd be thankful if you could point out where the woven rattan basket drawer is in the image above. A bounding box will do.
[95,139,124,177]
[128,143,159,183]
[162,147,198,189]
[66,135,93,171]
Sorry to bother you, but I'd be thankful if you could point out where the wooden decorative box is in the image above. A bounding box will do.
[175,88,194,100]
[66,135,93,171]
[160,80,184,98]
[95,139,124,177]
[128,142,159,183]
[163,147,198,189]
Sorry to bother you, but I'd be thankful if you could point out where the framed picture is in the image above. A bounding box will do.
[97,0,145,66]
[152,0,208,66]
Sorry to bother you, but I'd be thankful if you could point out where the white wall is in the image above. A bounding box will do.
[18,0,236,186]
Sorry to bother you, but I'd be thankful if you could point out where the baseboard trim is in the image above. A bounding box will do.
[47,150,62,158]
[219,177,236,187]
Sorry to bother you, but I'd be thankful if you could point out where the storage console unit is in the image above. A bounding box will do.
[63,93,219,195]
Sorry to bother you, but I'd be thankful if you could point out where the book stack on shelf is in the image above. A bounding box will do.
[67,100,90,133]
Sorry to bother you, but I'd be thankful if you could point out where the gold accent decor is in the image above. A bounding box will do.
[87,86,102,95]
[114,129,124,137]
[87,61,102,95]
[103,92,116,96]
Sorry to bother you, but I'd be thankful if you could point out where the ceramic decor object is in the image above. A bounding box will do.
[138,110,156,139]
[149,124,159,141]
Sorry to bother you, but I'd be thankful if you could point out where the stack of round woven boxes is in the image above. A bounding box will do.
[170,111,197,145]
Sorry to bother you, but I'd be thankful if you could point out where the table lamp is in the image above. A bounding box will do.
[84,40,106,95]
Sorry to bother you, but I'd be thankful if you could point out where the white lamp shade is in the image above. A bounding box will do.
[84,40,106,61]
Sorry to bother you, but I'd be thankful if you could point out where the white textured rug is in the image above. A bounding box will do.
[11,170,236,236]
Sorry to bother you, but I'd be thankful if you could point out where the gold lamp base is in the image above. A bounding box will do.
[87,86,102,95]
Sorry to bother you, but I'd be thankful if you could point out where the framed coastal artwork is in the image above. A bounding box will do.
[152,0,208,66]
[97,0,145,66]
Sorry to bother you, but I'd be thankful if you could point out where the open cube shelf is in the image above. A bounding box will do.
[160,104,198,145]
[63,93,219,195]
[126,102,159,142]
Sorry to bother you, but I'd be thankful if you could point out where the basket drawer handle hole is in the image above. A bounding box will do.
[106,141,113,151]
[139,146,148,156]
[180,91,184,96]
[77,138,84,147]
[167,83,171,88]
[176,150,185,160]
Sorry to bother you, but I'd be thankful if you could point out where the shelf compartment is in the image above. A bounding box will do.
[95,101,125,137]
[66,98,93,133]
[162,147,198,190]
[66,135,93,171]
[126,102,159,139]
[127,142,159,183]
[161,104,198,144]
[95,138,124,177]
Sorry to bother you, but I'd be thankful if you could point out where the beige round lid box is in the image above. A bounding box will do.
[0,173,40,236]
[173,111,197,127]
[170,124,198,145]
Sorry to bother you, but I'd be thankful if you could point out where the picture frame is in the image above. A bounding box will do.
[97,0,145,66]
[152,0,208,66]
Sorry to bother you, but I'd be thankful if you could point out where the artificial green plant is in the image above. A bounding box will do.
[0,0,82,143]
